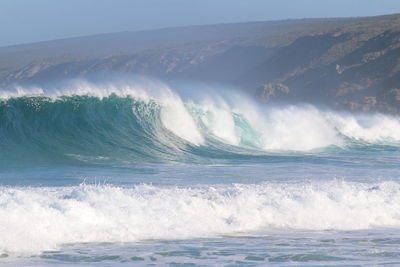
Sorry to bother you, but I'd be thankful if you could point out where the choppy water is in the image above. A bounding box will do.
[0,79,399,266]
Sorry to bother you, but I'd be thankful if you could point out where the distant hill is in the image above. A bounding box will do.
[1,13,400,114]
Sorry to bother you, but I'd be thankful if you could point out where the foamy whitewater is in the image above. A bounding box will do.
[0,79,400,266]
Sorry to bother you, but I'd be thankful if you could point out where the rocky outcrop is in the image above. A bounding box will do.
[256,83,290,102]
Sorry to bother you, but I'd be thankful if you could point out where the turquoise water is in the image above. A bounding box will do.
[0,81,400,266]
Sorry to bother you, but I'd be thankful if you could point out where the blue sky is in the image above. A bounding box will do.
[1,0,400,47]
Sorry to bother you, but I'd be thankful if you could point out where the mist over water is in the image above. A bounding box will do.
[1,78,400,265]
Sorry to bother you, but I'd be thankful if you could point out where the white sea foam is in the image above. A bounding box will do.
[1,181,400,254]
[194,97,240,146]
[326,112,400,143]
[160,94,204,146]
[249,105,343,150]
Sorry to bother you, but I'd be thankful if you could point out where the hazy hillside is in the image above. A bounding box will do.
[1,14,400,113]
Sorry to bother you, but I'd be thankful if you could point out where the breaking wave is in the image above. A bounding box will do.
[0,79,399,166]
[2,180,400,254]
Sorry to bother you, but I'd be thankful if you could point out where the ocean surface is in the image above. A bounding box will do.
[0,79,399,266]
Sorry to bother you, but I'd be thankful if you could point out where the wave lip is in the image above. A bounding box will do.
[1,181,400,254]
